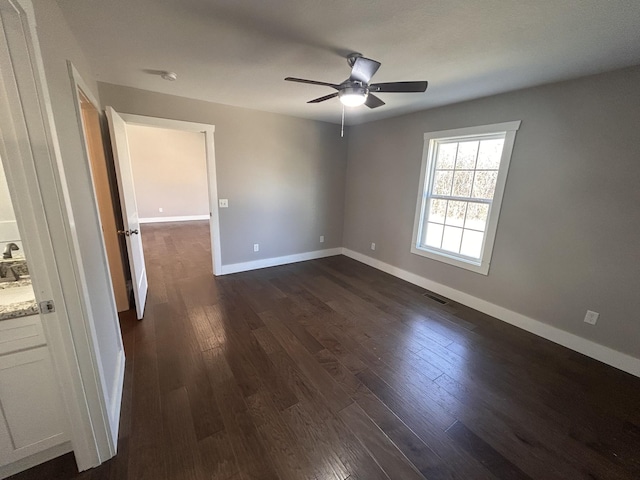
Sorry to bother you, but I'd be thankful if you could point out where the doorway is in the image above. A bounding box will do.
[68,69,221,320]
[125,124,210,225]
[105,109,221,319]
[121,123,213,290]
[75,88,129,312]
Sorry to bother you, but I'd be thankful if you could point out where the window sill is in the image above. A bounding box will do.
[410,245,490,275]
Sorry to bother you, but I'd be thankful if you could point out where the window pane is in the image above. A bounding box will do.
[424,222,444,249]
[445,200,467,227]
[433,170,453,196]
[442,226,463,253]
[460,229,484,258]
[476,139,504,169]
[471,171,498,199]
[465,203,489,231]
[452,171,474,197]
[455,141,478,169]
[428,199,447,224]
[415,125,518,271]
[436,143,457,169]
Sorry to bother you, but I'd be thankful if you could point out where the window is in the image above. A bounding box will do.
[411,121,520,274]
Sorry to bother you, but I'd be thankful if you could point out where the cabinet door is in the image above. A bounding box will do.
[0,346,68,466]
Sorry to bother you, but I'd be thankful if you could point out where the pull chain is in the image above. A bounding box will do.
[341,104,345,138]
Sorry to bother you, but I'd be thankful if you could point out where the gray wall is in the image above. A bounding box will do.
[344,66,640,358]
[98,83,348,265]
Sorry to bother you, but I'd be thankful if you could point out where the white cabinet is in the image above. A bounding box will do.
[0,317,69,472]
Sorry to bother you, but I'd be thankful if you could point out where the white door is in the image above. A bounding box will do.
[106,107,148,320]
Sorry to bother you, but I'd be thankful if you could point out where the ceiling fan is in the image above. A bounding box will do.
[285,53,428,109]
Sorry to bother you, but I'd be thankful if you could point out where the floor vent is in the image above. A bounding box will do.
[422,292,448,305]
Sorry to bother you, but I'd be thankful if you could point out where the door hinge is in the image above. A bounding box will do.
[39,300,55,314]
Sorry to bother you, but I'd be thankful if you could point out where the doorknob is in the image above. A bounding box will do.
[130,229,139,235]
[117,229,130,236]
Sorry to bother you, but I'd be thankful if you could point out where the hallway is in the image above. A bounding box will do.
[10,221,640,479]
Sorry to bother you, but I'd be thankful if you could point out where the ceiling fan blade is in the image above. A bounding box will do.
[285,77,340,89]
[307,92,339,104]
[365,94,385,109]
[350,57,381,84]
[370,81,428,93]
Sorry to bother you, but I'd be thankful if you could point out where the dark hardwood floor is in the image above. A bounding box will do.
[11,221,640,479]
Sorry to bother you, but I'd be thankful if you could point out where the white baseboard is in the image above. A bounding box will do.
[342,248,640,378]
[138,215,209,224]
[220,248,342,275]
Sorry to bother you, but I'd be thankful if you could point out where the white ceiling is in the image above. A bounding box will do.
[57,0,640,125]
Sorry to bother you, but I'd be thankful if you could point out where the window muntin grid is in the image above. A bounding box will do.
[419,134,506,262]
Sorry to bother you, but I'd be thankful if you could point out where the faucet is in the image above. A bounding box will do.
[3,242,19,259]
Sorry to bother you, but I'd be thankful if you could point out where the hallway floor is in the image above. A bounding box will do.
[10,221,640,479]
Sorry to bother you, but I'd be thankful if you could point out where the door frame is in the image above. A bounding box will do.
[68,63,129,312]
[116,113,222,275]
[67,66,127,445]
[0,0,116,473]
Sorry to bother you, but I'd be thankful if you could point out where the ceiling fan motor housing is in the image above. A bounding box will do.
[340,84,368,97]
[284,53,428,109]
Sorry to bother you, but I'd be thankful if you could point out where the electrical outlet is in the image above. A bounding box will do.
[320,235,325,243]
[253,243,259,252]
[371,242,376,251]
[584,310,599,325]
[158,207,163,213]
[219,199,229,208]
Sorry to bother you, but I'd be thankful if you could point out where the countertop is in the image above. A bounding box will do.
[0,268,38,320]
[0,299,38,320]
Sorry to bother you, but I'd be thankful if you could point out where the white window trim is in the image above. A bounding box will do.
[411,121,521,275]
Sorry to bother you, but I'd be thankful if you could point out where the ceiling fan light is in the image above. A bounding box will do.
[339,86,368,107]
[340,93,367,107]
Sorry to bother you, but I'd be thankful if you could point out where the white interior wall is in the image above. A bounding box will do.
[0,158,21,248]
[125,124,208,221]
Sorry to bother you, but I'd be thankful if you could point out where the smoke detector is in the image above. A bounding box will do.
[160,71,177,81]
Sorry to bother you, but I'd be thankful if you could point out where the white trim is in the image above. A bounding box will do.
[114,113,222,276]
[138,215,209,224]
[342,248,640,378]
[120,113,214,133]
[68,63,100,111]
[0,441,72,479]
[220,248,342,275]
[108,349,125,449]
[422,121,522,140]
[205,129,223,277]
[68,64,122,459]
[2,0,112,472]
[411,121,521,275]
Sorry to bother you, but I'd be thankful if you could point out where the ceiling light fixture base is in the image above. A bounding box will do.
[346,52,363,68]
[160,71,178,81]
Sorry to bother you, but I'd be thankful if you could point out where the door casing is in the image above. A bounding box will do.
[69,65,130,313]
[0,0,120,473]
[114,112,221,276]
